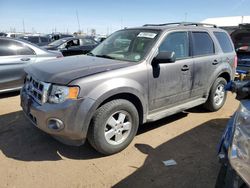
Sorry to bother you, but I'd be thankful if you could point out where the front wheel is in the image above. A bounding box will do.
[88,99,139,155]
[204,77,227,112]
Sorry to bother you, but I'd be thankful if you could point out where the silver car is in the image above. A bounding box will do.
[0,37,62,93]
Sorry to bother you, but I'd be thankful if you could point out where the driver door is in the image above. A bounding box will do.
[148,31,194,112]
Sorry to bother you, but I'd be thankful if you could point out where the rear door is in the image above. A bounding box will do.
[0,39,36,91]
[190,31,220,98]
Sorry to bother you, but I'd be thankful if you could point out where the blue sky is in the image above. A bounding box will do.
[0,0,250,35]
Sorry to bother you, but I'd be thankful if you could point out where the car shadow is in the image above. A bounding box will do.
[0,111,189,162]
[0,111,103,161]
[0,91,20,99]
[113,118,228,188]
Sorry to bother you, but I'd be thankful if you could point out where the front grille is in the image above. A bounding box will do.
[25,75,51,105]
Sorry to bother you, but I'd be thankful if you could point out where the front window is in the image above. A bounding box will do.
[159,32,189,59]
[90,29,160,62]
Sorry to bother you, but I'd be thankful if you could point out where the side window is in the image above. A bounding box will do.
[0,40,18,56]
[80,38,97,45]
[66,39,79,47]
[28,37,39,44]
[159,32,189,59]
[192,32,215,56]
[214,32,234,53]
[40,37,49,43]
[17,45,35,55]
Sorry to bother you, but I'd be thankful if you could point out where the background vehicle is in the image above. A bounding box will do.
[49,33,73,41]
[21,22,236,155]
[43,36,99,56]
[230,24,250,71]
[0,32,7,37]
[6,32,24,38]
[0,37,62,94]
[19,35,51,46]
[216,80,250,188]
[95,35,107,43]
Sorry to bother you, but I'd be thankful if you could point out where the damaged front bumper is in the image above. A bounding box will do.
[219,100,250,186]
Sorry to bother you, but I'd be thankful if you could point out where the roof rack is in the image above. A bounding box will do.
[143,22,217,28]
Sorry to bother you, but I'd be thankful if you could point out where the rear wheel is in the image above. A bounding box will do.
[204,77,227,111]
[88,99,139,155]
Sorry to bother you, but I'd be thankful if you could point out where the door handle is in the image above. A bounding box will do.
[20,58,31,61]
[181,65,189,71]
[212,59,219,65]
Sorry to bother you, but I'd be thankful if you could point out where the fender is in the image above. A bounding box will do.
[206,62,233,95]
[77,78,148,138]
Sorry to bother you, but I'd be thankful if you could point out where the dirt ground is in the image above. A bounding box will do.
[0,92,239,188]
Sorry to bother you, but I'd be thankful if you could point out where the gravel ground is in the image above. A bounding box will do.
[0,92,239,188]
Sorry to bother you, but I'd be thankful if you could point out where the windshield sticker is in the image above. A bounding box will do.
[137,32,157,38]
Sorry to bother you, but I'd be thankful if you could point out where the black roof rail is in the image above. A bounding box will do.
[143,22,217,28]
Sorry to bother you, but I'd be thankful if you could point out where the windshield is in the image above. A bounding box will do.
[90,29,160,62]
[48,38,68,46]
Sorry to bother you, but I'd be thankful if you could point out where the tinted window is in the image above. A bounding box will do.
[214,32,234,53]
[28,37,39,43]
[40,37,49,43]
[159,32,189,59]
[0,39,18,56]
[192,32,214,56]
[17,45,35,55]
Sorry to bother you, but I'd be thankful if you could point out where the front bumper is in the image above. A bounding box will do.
[20,88,95,146]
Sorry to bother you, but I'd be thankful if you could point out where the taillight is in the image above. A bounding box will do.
[234,55,238,68]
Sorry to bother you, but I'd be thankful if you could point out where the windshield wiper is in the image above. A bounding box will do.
[95,54,114,59]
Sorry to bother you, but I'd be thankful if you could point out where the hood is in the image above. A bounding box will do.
[25,55,133,84]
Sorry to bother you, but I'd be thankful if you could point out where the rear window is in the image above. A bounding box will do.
[214,32,234,53]
[192,32,215,56]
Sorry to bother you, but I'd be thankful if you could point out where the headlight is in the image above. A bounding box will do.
[229,102,250,185]
[48,85,79,104]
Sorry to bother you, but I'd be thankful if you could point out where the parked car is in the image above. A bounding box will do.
[0,32,7,37]
[19,35,51,46]
[21,22,236,155]
[230,24,250,71]
[6,32,24,38]
[217,80,250,188]
[0,37,62,94]
[43,36,99,56]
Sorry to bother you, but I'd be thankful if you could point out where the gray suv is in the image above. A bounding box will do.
[21,22,236,154]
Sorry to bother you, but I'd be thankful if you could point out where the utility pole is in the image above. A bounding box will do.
[22,19,25,34]
[184,12,188,22]
[76,10,81,33]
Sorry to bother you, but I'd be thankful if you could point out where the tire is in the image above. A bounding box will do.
[88,99,139,155]
[215,163,247,188]
[204,77,227,112]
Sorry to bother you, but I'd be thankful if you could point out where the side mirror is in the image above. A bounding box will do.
[152,51,176,65]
